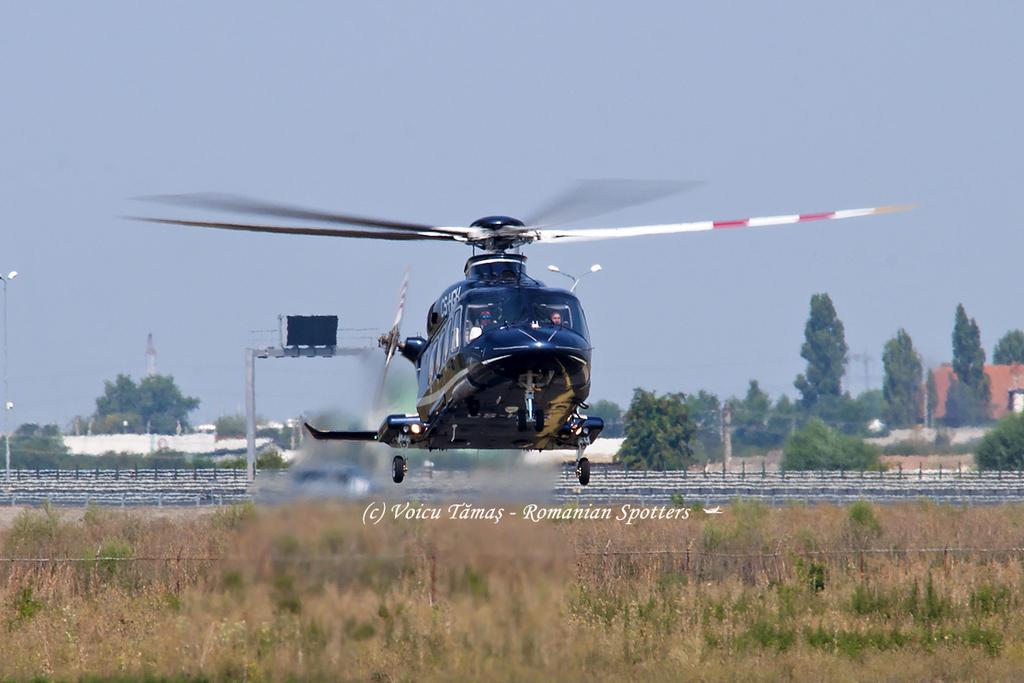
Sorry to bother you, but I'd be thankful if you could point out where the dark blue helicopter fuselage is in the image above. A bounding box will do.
[386,252,603,450]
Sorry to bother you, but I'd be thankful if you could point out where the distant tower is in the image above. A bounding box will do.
[146,333,158,377]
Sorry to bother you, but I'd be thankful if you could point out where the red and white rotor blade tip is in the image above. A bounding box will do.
[534,204,914,244]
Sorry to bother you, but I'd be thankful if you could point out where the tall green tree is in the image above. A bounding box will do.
[946,304,990,426]
[1,424,69,468]
[994,330,1024,365]
[881,329,924,428]
[587,399,624,438]
[794,293,848,409]
[925,370,938,427]
[683,390,722,462]
[765,395,800,446]
[732,380,773,449]
[615,389,695,470]
[93,373,200,434]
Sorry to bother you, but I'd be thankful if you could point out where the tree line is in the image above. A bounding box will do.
[592,294,1024,471]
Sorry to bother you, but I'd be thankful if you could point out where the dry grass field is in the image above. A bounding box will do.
[4,500,1024,681]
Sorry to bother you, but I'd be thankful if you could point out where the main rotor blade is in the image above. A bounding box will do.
[524,179,704,228]
[136,193,474,236]
[129,216,461,241]
[534,204,914,244]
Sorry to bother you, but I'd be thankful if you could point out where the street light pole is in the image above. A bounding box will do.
[1,271,16,482]
[546,263,603,292]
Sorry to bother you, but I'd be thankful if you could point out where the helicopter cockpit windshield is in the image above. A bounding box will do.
[463,289,589,342]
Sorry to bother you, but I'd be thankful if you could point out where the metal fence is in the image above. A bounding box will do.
[556,463,1024,505]
[10,465,1024,507]
[0,468,251,506]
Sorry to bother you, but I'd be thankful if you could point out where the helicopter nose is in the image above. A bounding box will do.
[476,325,590,371]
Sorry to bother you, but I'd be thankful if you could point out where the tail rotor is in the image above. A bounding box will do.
[373,268,410,414]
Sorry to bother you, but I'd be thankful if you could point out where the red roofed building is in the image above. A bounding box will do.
[931,364,1024,421]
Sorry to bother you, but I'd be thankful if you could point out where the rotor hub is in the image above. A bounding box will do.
[470,215,525,230]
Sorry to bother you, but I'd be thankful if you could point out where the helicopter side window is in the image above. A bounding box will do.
[422,342,433,379]
[427,332,440,380]
[450,308,462,354]
[440,316,452,367]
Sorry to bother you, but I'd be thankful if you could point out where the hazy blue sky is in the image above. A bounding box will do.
[2,2,1022,428]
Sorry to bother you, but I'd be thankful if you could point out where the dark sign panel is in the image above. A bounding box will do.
[286,315,338,347]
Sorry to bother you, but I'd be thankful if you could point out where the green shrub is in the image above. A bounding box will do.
[976,413,1024,470]
[11,586,43,623]
[847,501,883,539]
[970,583,1013,615]
[782,418,882,471]
[97,540,133,580]
[271,573,302,614]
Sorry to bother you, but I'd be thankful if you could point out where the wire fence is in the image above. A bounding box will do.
[2,546,1024,564]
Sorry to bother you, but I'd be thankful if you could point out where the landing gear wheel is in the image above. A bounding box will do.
[576,457,590,486]
[392,455,407,484]
[534,409,545,432]
[517,410,528,432]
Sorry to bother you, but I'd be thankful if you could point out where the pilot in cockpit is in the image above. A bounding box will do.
[468,309,495,342]
[549,311,563,326]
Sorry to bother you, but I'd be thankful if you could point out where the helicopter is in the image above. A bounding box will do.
[132,183,910,485]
